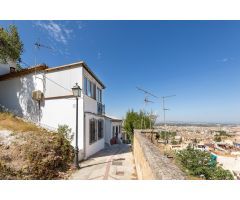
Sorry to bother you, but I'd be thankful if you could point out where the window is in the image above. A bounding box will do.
[116,126,118,134]
[84,77,88,95]
[89,118,97,144]
[92,83,96,99]
[97,87,102,103]
[87,79,91,97]
[98,119,104,139]
[84,76,97,100]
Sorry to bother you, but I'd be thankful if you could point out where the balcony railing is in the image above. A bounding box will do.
[97,102,105,115]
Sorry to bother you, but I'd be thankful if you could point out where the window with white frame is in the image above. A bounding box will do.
[84,76,97,100]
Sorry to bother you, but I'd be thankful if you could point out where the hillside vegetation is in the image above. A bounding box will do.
[0,112,74,180]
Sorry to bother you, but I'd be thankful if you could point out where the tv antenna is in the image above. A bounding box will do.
[136,86,158,98]
[161,95,176,127]
[34,40,54,65]
[136,87,157,129]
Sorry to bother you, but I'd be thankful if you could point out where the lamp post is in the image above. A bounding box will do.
[72,83,82,169]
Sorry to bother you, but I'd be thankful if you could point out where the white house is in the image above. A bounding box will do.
[0,61,122,160]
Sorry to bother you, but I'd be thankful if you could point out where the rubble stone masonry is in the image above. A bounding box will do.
[133,130,185,180]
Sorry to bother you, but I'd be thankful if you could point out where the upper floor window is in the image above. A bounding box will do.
[84,77,88,95]
[84,76,97,100]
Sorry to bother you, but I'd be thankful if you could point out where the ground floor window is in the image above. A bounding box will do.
[89,118,104,144]
[98,119,104,139]
[89,118,97,144]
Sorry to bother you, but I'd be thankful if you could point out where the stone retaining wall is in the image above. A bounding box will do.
[133,130,185,180]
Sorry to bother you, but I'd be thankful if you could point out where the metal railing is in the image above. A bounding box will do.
[97,102,105,115]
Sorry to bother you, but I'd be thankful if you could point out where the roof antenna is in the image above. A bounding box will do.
[34,39,53,66]
[136,87,156,129]
[33,39,53,88]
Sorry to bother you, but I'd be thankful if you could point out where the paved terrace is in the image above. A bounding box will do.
[70,144,137,180]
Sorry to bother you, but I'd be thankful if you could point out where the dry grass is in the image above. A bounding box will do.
[0,113,44,133]
[0,112,74,180]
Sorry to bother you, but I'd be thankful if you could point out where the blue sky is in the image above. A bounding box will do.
[1,20,240,123]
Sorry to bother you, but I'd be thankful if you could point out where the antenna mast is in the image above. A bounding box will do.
[34,40,53,66]
[136,87,157,129]
[161,95,176,127]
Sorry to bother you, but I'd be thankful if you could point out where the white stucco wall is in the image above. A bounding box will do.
[0,64,11,75]
[104,117,112,145]
[0,71,43,122]
[40,98,85,160]
[83,95,98,113]
[44,67,83,98]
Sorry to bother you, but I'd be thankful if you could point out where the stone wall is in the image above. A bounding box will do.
[133,130,185,180]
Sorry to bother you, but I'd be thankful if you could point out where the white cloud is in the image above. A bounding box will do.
[217,57,232,63]
[35,21,73,45]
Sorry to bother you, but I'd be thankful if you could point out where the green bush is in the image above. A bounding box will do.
[176,147,234,180]
[57,124,73,142]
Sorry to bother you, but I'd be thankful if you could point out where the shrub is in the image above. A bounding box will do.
[57,124,73,142]
[20,131,74,179]
[176,148,233,180]
[0,114,74,179]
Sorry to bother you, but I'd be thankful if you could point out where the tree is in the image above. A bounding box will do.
[0,25,23,66]
[123,109,153,142]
